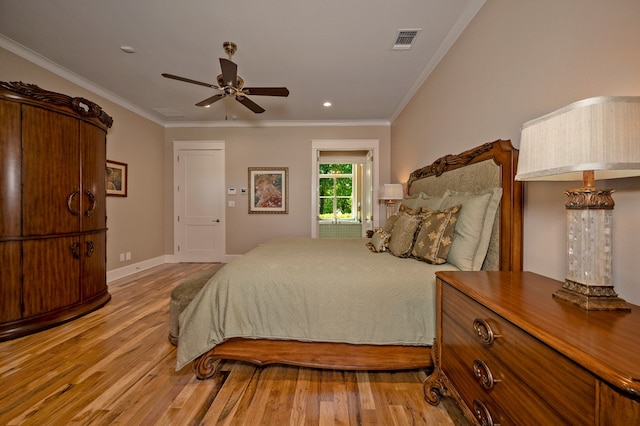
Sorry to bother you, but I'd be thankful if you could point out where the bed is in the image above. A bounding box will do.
[176,139,523,379]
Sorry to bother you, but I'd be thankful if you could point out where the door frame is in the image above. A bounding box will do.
[310,139,379,238]
[173,140,226,262]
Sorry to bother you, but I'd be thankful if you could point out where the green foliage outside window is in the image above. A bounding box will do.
[318,164,355,220]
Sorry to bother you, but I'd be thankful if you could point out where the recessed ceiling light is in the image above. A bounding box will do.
[120,46,136,54]
[323,101,332,107]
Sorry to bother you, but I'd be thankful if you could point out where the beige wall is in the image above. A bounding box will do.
[1,45,390,271]
[391,0,640,304]
[0,47,166,271]
[164,126,390,255]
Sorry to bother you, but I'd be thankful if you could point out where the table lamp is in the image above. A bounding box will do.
[379,183,404,219]
[516,96,640,310]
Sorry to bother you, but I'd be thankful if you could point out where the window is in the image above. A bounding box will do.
[318,163,356,222]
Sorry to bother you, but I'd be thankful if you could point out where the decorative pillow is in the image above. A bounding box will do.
[438,188,502,271]
[398,204,420,215]
[400,192,442,211]
[387,213,422,257]
[411,205,461,264]
[382,214,400,234]
[367,229,391,253]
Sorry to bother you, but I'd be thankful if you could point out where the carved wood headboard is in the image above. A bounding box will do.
[406,139,523,271]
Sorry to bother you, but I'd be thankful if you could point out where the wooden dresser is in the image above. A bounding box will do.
[425,271,640,425]
[0,81,113,341]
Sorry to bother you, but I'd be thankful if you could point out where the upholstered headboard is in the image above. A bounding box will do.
[406,140,523,271]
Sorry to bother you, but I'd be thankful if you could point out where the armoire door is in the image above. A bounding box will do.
[22,237,80,317]
[0,98,21,239]
[80,121,107,232]
[81,232,107,301]
[0,242,22,323]
[21,105,80,236]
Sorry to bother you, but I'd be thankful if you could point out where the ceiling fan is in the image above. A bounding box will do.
[162,42,289,114]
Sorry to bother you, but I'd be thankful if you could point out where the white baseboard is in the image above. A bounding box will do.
[106,254,242,283]
[106,255,168,283]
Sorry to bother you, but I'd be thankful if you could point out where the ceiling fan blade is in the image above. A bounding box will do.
[219,58,238,87]
[236,95,265,114]
[162,73,219,89]
[242,87,290,97]
[196,94,225,107]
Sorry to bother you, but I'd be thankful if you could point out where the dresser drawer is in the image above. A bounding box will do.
[443,312,566,424]
[441,342,512,425]
[442,283,596,424]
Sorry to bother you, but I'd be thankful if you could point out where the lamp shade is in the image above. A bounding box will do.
[516,96,640,181]
[379,183,404,200]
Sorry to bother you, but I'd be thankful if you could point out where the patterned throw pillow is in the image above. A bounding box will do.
[387,213,422,257]
[367,229,391,252]
[411,205,461,264]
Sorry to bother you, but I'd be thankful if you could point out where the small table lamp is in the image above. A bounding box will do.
[516,96,640,311]
[379,183,404,219]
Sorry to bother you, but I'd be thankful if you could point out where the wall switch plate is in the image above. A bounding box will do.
[125,252,131,260]
[228,200,235,207]
[119,253,125,261]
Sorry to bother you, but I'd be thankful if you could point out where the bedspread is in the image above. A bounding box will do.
[176,237,457,370]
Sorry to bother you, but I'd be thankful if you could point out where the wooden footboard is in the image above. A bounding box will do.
[192,338,433,380]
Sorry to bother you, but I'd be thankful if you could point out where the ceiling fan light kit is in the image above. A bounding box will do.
[162,42,289,114]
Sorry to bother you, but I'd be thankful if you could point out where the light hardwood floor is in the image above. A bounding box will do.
[0,263,464,425]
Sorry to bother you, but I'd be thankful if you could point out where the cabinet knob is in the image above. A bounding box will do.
[473,318,501,345]
[472,400,499,426]
[473,359,501,389]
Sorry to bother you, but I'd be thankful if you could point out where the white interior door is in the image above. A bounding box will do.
[174,143,225,262]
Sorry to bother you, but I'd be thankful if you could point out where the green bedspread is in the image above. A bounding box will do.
[176,237,458,370]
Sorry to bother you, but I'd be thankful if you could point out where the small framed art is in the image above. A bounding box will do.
[248,167,288,214]
[106,160,128,197]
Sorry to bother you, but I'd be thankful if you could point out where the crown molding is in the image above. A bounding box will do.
[0,34,165,126]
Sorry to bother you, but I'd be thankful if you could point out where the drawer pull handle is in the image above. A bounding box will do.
[473,359,501,389]
[473,400,499,426]
[85,189,97,217]
[473,318,501,345]
[70,241,81,259]
[86,240,95,257]
[67,189,81,216]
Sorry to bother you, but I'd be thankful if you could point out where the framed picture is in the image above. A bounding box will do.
[248,167,288,214]
[106,160,128,197]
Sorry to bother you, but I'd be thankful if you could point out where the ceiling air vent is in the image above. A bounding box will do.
[392,29,421,50]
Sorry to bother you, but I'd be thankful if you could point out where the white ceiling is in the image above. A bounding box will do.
[0,0,484,126]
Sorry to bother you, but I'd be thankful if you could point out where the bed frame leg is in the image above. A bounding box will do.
[192,351,221,380]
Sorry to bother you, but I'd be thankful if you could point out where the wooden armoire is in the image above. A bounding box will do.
[0,81,113,341]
